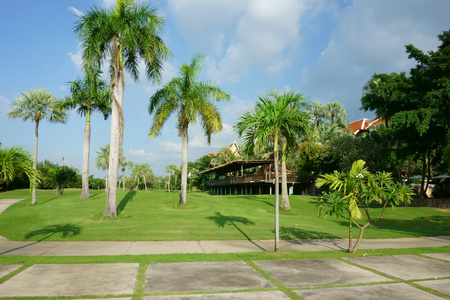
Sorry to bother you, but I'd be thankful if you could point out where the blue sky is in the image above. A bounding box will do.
[1,0,449,178]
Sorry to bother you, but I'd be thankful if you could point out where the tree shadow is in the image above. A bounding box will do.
[206,212,265,250]
[117,191,136,214]
[24,223,82,241]
[334,214,450,237]
[279,227,343,250]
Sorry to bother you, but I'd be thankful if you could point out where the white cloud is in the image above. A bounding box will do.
[0,94,11,115]
[300,0,449,120]
[68,49,83,70]
[170,0,315,83]
[127,148,155,162]
[68,6,83,16]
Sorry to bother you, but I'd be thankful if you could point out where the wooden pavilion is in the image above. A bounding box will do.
[200,160,301,195]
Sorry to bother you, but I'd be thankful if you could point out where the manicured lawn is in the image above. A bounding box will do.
[0,189,448,242]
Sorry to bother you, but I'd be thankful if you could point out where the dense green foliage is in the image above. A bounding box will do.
[0,189,447,242]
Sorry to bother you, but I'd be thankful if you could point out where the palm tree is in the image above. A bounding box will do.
[64,67,111,200]
[0,145,38,190]
[95,144,110,192]
[75,0,171,217]
[311,100,326,129]
[165,164,177,193]
[325,101,347,127]
[149,53,230,205]
[134,163,153,191]
[119,156,128,192]
[234,90,311,252]
[7,89,67,204]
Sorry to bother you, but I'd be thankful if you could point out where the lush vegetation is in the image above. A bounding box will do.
[0,189,447,242]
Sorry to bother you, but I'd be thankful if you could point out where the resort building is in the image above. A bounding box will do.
[200,159,301,195]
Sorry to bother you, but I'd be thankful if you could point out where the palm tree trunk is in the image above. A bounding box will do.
[281,146,290,211]
[274,137,280,253]
[80,115,91,200]
[179,127,188,205]
[168,172,171,193]
[32,120,39,205]
[105,71,124,217]
[143,172,147,191]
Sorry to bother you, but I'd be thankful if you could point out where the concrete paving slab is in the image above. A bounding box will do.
[144,291,291,299]
[254,259,390,288]
[0,241,62,256]
[423,253,450,261]
[145,261,274,293]
[295,283,444,300]
[0,263,139,297]
[127,241,204,254]
[0,265,21,279]
[199,240,268,253]
[344,255,450,280]
[357,236,450,250]
[279,239,347,251]
[414,279,450,296]
[42,241,133,256]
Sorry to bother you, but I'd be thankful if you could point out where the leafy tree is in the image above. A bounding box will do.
[95,144,110,192]
[149,53,230,205]
[316,160,414,253]
[47,166,79,195]
[234,90,311,252]
[64,67,111,200]
[7,89,68,204]
[0,145,38,191]
[75,0,171,217]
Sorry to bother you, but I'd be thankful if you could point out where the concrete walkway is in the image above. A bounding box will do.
[0,199,448,299]
[0,235,448,256]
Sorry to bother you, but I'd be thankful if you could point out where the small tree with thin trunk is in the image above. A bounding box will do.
[316,160,414,253]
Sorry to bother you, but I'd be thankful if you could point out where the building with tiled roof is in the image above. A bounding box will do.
[346,117,385,136]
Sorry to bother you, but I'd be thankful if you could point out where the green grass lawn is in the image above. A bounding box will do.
[0,189,448,242]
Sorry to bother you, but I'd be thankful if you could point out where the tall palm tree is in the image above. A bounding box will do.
[95,144,110,193]
[234,90,311,252]
[0,145,38,190]
[149,53,230,205]
[64,67,111,200]
[7,89,67,204]
[75,0,171,217]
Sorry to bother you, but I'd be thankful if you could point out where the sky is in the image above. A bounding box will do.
[1,0,449,178]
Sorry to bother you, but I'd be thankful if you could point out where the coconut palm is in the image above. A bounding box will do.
[234,90,311,252]
[64,67,111,200]
[0,145,38,190]
[95,144,110,192]
[119,156,128,192]
[7,89,67,204]
[149,53,230,205]
[75,0,171,217]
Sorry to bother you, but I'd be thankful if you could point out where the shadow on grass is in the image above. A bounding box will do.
[336,214,450,237]
[117,191,136,214]
[206,212,266,250]
[24,223,82,241]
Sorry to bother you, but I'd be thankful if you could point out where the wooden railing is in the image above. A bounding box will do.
[206,172,297,186]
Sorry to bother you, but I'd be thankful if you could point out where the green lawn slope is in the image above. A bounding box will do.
[0,189,448,242]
